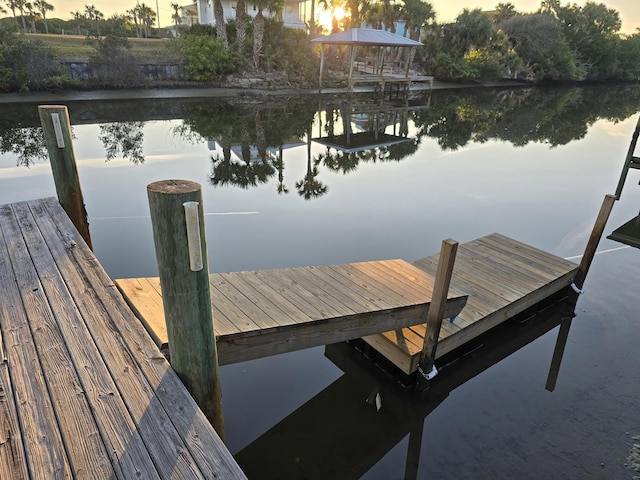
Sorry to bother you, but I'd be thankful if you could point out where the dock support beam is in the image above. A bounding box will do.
[416,239,458,391]
[38,105,92,250]
[147,180,225,439]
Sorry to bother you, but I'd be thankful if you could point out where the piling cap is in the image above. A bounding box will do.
[147,179,201,195]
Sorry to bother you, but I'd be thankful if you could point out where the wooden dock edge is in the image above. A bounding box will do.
[115,275,468,366]
[216,297,467,365]
[362,268,577,375]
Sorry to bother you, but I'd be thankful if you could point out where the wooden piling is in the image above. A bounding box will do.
[38,105,92,249]
[545,316,573,392]
[572,194,617,293]
[147,180,224,438]
[416,239,458,391]
[613,116,640,199]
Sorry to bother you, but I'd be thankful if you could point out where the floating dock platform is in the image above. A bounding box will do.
[0,198,246,479]
[363,233,579,374]
[116,260,468,365]
[116,233,578,375]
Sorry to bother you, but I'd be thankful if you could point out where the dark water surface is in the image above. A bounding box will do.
[2,84,640,478]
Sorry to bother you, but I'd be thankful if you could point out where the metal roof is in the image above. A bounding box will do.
[311,28,423,47]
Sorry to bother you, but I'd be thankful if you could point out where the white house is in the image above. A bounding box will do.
[193,0,307,30]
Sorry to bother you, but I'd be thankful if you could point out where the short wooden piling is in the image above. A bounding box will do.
[416,239,458,391]
[147,180,224,438]
[38,105,92,249]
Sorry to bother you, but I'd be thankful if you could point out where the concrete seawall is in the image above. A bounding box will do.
[60,58,182,81]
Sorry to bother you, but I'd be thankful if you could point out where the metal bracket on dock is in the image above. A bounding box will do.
[183,201,203,272]
[51,113,65,148]
[570,282,585,294]
[417,364,438,380]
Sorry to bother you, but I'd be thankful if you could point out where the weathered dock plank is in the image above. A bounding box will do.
[0,198,246,479]
[362,233,579,374]
[116,260,469,366]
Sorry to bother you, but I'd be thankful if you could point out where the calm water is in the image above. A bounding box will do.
[2,85,640,478]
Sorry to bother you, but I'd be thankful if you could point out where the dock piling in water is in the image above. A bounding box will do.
[38,105,92,249]
[416,238,458,391]
[572,194,617,294]
[147,179,225,438]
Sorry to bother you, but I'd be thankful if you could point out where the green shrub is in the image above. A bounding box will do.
[0,27,64,91]
[262,20,318,80]
[175,35,240,81]
[89,36,145,87]
[432,52,480,81]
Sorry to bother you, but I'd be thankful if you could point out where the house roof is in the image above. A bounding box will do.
[311,28,423,47]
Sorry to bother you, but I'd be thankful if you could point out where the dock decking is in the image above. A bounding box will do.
[115,260,468,366]
[0,197,246,479]
[363,233,579,374]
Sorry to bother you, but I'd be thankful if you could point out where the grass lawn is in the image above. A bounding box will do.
[26,33,172,60]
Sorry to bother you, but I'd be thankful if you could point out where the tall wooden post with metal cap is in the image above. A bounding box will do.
[147,179,224,438]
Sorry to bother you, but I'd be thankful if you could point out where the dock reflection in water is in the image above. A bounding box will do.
[235,297,575,479]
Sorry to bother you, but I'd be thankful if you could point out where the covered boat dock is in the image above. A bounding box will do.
[311,28,433,96]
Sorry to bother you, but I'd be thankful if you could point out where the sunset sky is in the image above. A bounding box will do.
[19,0,640,34]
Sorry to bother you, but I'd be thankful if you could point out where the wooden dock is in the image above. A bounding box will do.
[0,197,246,479]
[116,233,578,376]
[115,261,469,366]
[363,233,579,374]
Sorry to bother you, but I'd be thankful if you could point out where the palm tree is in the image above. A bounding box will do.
[139,3,156,38]
[170,2,182,33]
[70,10,83,34]
[84,4,96,21]
[362,0,399,32]
[400,0,435,40]
[33,0,53,34]
[492,2,517,24]
[127,7,142,37]
[84,4,104,36]
[213,0,227,49]
[253,0,284,70]
[309,0,316,37]
[25,1,38,33]
[253,2,266,69]
[235,0,249,52]
[5,0,20,31]
[15,0,28,32]
[344,0,361,28]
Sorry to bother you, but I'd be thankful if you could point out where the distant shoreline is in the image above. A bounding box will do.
[0,79,532,105]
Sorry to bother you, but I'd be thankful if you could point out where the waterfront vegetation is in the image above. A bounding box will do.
[0,1,639,92]
[3,83,640,177]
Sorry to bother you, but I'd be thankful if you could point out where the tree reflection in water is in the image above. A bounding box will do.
[99,121,145,164]
[3,85,640,193]
[297,125,328,200]
[0,127,48,167]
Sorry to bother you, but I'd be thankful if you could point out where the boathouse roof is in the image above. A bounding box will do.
[311,28,423,47]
